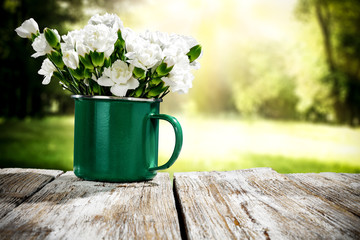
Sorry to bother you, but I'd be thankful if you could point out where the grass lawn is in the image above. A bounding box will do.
[1,115,359,174]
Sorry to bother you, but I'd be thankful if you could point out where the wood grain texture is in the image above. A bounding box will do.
[0,171,181,240]
[174,168,360,240]
[0,168,63,219]
[287,172,360,218]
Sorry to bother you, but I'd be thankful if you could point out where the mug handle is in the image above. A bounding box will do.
[148,113,183,171]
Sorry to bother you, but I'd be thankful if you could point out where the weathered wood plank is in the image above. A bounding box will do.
[0,168,63,219]
[287,172,360,217]
[0,171,181,240]
[174,168,360,240]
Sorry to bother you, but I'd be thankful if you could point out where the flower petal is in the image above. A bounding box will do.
[127,77,140,89]
[15,18,39,39]
[110,84,128,97]
[42,75,52,85]
[31,52,44,58]
[97,76,114,87]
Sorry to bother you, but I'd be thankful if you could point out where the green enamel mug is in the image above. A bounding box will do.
[72,95,183,182]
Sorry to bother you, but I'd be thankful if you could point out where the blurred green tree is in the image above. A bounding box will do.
[296,0,360,126]
[0,0,84,118]
[232,41,298,120]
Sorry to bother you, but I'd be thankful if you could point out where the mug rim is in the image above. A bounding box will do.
[71,95,163,103]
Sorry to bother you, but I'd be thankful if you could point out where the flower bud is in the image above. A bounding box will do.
[44,28,60,49]
[90,51,105,67]
[48,51,64,69]
[79,54,94,69]
[117,30,125,48]
[15,18,39,39]
[133,67,145,79]
[104,58,111,68]
[156,62,173,77]
[186,44,202,63]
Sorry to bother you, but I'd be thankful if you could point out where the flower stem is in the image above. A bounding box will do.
[47,57,70,89]
[160,89,170,99]
[64,66,81,94]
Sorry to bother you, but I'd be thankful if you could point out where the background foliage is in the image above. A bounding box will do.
[2,0,360,125]
[295,0,360,125]
[0,0,87,118]
[1,0,359,173]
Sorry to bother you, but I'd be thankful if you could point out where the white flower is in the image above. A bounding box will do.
[161,34,197,68]
[38,59,56,85]
[162,71,194,94]
[97,60,139,97]
[163,34,202,71]
[61,29,83,50]
[125,33,163,70]
[163,45,187,67]
[88,13,124,32]
[15,18,39,39]
[121,27,134,41]
[178,35,203,68]
[161,54,194,94]
[61,16,120,59]
[16,13,201,97]
[168,34,191,54]
[141,30,170,48]
[180,35,199,49]
[75,42,90,57]
[125,44,162,70]
[99,60,133,84]
[83,24,117,58]
[61,30,90,57]
[62,49,79,69]
[31,33,54,58]
[190,60,201,70]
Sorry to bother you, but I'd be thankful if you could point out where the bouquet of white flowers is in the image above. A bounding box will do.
[15,13,202,98]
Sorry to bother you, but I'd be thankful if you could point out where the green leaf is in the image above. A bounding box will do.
[53,71,63,80]
[69,68,84,80]
[90,51,105,67]
[156,62,174,77]
[159,86,170,99]
[133,67,146,79]
[104,58,111,68]
[30,32,39,42]
[79,55,94,69]
[84,69,92,78]
[89,79,100,94]
[149,78,162,87]
[47,51,64,69]
[120,48,126,61]
[114,39,122,49]
[186,44,202,63]
[147,82,166,98]
[117,30,126,48]
[44,28,60,49]
[133,85,145,98]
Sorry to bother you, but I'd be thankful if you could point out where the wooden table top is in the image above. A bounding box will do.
[0,168,359,239]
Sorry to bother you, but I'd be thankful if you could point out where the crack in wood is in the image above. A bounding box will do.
[173,177,189,240]
[1,169,359,240]
[0,169,64,220]
[173,169,360,239]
